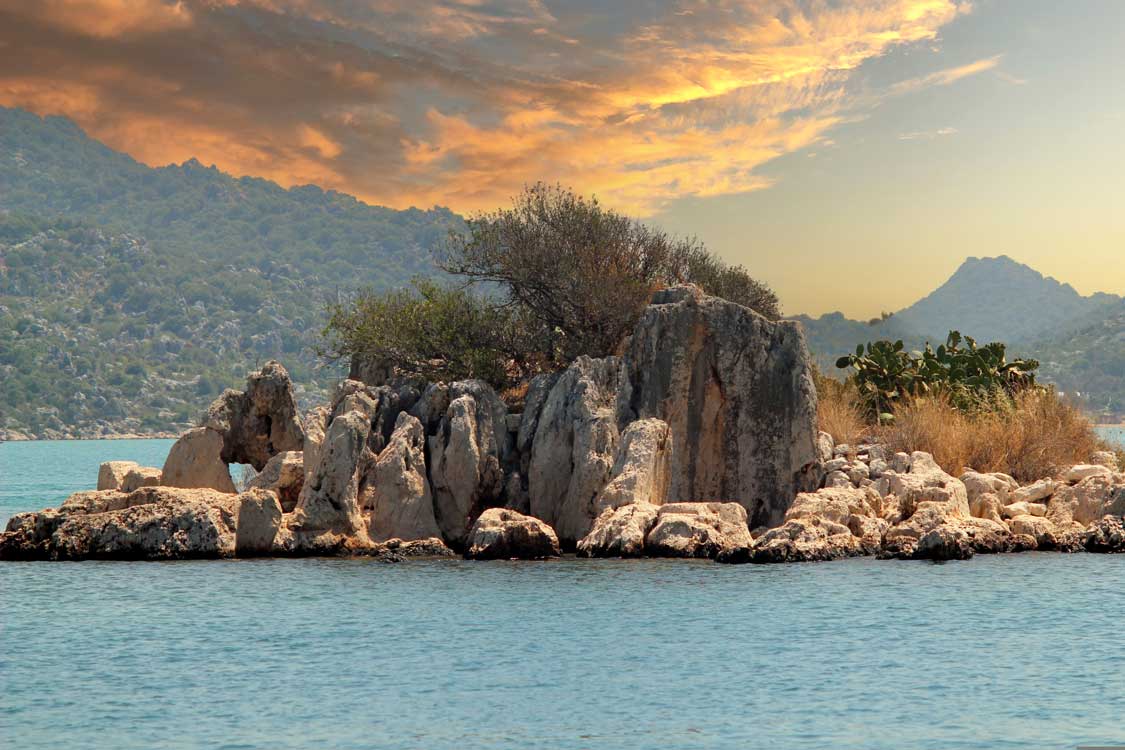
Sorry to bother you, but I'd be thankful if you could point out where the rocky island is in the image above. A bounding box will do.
[3,287,1123,563]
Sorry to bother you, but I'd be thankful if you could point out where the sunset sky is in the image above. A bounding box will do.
[1,0,1122,317]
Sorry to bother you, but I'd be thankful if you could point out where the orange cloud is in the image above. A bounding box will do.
[0,0,979,214]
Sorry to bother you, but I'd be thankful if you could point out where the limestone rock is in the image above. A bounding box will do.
[644,502,753,560]
[817,432,834,463]
[302,406,331,479]
[915,525,975,561]
[1008,514,1072,550]
[961,471,1019,505]
[1046,474,1125,528]
[1063,464,1112,484]
[1085,516,1125,553]
[121,466,162,493]
[363,413,441,543]
[750,516,865,564]
[235,489,283,556]
[528,356,625,545]
[427,381,509,546]
[97,461,139,491]
[464,508,560,560]
[594,418,671,515]
[785,486,883,526]
[1011,478,1056,504]
[969,491,1004,523]
[290,410,371,539]
[204,360,305,470]
[161,427,236,493]
[619,285,820,529]
[576,503,660,558]
[248,451,305,512]
[381,536,456,558]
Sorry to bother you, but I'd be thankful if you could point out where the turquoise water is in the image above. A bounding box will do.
[3,440,1125,750]
[1096,425,1124,448]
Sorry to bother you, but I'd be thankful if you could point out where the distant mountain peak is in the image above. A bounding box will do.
[892,255,1119,344]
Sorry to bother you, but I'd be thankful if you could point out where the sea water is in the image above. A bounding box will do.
[1,439,1124,750]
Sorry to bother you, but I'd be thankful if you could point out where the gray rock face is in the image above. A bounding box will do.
[363,413,441,543]
[161,427,236,493]
[464,508,560,560]
[427,381,509,546]
[248,451,305,512]
[594,418,672,515]
[290,410,371,537]
[576,503,660,558]
[527,356,626,545]
[618,285,819,529]
[205,360,305,470]
[1085,516,1125,552]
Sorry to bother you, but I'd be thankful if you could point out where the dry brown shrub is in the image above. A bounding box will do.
[815,372,867,448]
[877,388,1102,481]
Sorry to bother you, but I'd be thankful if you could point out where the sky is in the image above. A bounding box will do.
[1,0,1122,317]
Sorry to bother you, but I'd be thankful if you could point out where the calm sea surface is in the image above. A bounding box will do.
[2,438,1125,750]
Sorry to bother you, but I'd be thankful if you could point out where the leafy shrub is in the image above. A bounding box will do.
[320,278,551,389]
[836,330,1040,417]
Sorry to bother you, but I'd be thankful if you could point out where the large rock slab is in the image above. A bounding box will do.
[576,503,660,558]
[363,413,441,543]
[288,410,371,540]
[594,418,672,515]
[161,427,236,493]
[619,285,819,529]
[464,508,560,560]
[749,516,865,564]
[204,360,305,470]
[1046,474,1125,528]
[644,502,753,560]
[121,466,162,493]
[0,487,283,561]
[427,381,509,546]
[528,356,625,545]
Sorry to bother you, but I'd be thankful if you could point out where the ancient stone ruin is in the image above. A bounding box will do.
[4,287,1124,562]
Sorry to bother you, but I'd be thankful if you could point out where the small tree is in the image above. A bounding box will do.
[439,183,779,360]
[319,278,550,389]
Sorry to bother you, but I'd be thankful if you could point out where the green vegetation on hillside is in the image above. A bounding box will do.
[0,107,457,437]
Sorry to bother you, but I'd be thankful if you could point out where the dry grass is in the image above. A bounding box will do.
[814,373,868,448]
[875,389,1104,481]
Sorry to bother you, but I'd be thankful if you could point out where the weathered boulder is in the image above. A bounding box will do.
[961,471,1019,506]
[121,466,162,493]
[619,285,819,529]
[1008,514,1080,550]
[161,427,236,493]
[915,524,975,561]
[363,413,441,543]
[234,489,284,556]
[1011,478,1056,504]
[750,516,865,563]
[0,488,281,560]
[1046,475,1125,528]
[882,453,971,544]
[381,536,457,558]
[785,486,883,526]
[969,491,1004,523]
[427,381,509,546]
[644,502,753,560]
[1001,501,1046,519]
[816,432,834,463]
[594,418,671,515]
[1085,516,1125,552]
[287,410,372,546]
[528,356,625,545]
[248,451,305,512]
[1063,464,1113,484]
[464,508,560,560]
[97,461,139,491]
[302,406,331,479]
[576,503,660,558]
[204,360,305,470]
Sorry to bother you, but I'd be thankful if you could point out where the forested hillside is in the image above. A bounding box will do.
[0,107,456,438]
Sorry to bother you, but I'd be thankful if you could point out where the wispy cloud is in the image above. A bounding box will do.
[899,126,959,140]
[0,0,977,214]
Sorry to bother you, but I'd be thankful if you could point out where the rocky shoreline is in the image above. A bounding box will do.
[0,431,181,442]
[3,286,1123,563]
